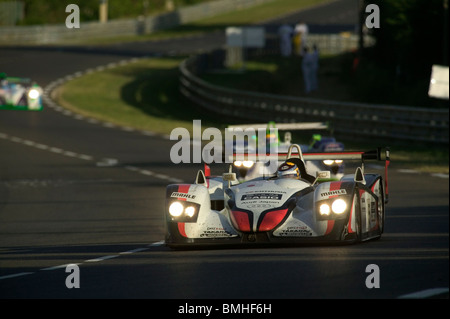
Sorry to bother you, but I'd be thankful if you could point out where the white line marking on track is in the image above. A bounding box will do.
[10,136,23,143]
[87,118,99,124]
[149,240,165,247]
[0,242,164,280]
[397,169,420,174]
[431,173,449,179]
[154,173,170,180]
[103,122,116,128]
[63,151,78,157]
[96,158,119,167]
[121,126,135,132]
[49,147,63,153]
[120,247,149,254]
[35,143,49,150]
[41,263,80,271]
[0,272,34,280]
[78,154,93,161]
[398,287,449,299]
[86,255,119,263]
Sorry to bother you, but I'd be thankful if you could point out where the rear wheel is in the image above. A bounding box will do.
[353,193,362,242]
[374,178,385,238]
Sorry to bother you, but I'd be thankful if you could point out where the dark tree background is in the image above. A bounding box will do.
[367,0,447,80]
[355,0,448,106]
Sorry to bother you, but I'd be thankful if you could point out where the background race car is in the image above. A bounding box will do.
[305,134,346,180]
[0,73,43,111]
[227,122,345,181]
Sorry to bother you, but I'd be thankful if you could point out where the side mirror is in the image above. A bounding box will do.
[354,167,366,185]
[222,172,237,182]
[195,170,207,187]
[312,170,331,185]
[223,172,237,189]
[316,171,331,179]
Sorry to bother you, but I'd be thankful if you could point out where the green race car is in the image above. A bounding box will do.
[0,72,43,111]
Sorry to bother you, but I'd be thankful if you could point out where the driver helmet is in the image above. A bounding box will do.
[277,161,300,178]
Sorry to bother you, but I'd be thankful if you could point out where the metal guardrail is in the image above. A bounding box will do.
[0,0,275,45]
[180,52,449,144]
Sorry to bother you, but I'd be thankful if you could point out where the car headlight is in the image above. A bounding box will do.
[234,161,243,167]
[169,202,184,217]
[243,161,254,168]
[168,201,200,222]
[319,203,331,216]
[331,199,347,214]
[323,160,343,166]
[28,89,40,99]
[185,206,196,217]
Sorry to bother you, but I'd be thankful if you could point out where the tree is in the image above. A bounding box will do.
[368,0,446,80]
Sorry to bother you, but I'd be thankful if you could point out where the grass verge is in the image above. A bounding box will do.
[54,57,223,135]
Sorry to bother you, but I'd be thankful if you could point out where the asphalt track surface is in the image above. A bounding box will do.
[0,0,448,303]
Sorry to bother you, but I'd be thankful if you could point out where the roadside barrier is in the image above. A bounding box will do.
[179,51,448,144]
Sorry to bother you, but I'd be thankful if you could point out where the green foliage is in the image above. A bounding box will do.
[9,0,214,25]
[368,0,447,78]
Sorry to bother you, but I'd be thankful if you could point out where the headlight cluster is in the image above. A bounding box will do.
[28,89,40,99]
[168,201,199,222]
[323,160,343,166]
[318,199,347,218]
[234,160,254,168]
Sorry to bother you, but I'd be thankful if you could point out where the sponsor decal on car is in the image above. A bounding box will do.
[171,192,196,199]
[241,193,283,200]
[320,189,347,198]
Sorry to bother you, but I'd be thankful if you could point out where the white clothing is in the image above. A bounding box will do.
[278,24,294,57]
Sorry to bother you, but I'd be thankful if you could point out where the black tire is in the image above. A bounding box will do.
[17,95,27,106]
[342,192,361,243]
[374,178,385,239]
[353,192,362,243]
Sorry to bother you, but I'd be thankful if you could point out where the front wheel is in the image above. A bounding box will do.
[341,192,361,243]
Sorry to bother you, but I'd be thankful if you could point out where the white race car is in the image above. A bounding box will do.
[165,145,390,248]
[0,73,43,111]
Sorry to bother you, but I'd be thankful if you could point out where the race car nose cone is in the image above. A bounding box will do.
[258,209,288,232]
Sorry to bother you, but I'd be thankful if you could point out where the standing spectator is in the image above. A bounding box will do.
[311,44,319,91]
[294,21,309,55]
[301,46,314,93]
[278,23,294,57]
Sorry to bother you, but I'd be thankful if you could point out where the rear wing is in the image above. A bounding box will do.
[231,148,388,162]
[227,122,328,131]
[231,145,390,202]
[5,77,31,85]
